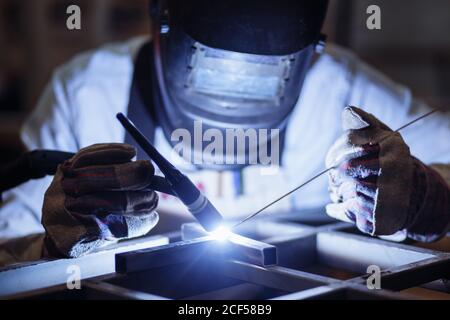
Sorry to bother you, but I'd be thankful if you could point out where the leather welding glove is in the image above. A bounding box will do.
[42,143,158,258]
[325,106,450,242]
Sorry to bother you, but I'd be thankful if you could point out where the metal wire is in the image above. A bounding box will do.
[233,167,333,228]
[232,108,442,229]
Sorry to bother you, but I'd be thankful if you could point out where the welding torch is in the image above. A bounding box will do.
[0,115,225,233]
[116,112,224,232]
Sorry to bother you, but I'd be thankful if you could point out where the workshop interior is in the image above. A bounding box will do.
[0,0,449,302]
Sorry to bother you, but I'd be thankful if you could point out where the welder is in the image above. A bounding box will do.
[0,0,449,265]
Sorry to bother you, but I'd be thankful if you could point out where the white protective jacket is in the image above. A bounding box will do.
[1,37,449,251]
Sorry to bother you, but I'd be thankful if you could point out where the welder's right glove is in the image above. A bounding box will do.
[42,143,158,258]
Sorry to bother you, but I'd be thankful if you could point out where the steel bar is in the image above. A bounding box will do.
[217,261,333,292]
[226,234,277,266]
[0,234,169,297]
[370,256,450,291]
[117,230,277,274]
[116,237,215,273]
[181,222,278,266]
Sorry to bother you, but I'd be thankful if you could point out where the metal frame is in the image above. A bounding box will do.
[0,234,169,297]
[2,215,449,300]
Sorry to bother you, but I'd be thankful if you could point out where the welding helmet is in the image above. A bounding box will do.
[149,0,328,168]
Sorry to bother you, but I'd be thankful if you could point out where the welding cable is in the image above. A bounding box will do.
[233,107,443,228]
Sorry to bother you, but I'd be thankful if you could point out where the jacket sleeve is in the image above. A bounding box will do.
[0,234,45,267]
[0,38,141,266]
[0,70,80,265]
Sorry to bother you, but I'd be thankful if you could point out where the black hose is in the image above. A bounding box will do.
[0,150,74,194]
[0,149,176,197]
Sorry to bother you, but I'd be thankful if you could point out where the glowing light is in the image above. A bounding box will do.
[210,226,232,241]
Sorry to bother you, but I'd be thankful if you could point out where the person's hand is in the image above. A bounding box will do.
[42,143,158,258]
[325,106,450,241]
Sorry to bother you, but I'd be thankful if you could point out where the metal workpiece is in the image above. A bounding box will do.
[0,234,169,298]
[359,255,450,291]
[116,228,278,273]
[181,222,278,266]
[116,237,216,273]
[271,283,415,300]
[226,234,277,266]
[2,213,450,300]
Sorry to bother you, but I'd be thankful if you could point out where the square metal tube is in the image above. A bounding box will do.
[116,225,277,273]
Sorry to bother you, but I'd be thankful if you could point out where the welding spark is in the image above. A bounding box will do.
[210,226,232,241]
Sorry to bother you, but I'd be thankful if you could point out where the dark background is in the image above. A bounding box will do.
[1,0,449,165]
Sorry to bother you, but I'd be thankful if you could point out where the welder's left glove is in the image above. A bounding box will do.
[325,106,450,242]
[42,143,159,258]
